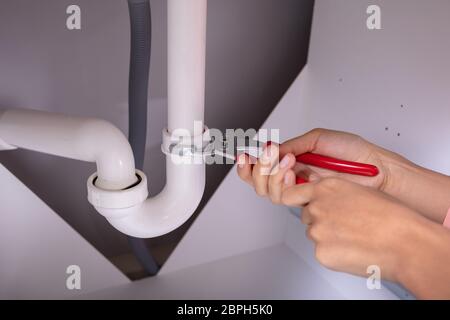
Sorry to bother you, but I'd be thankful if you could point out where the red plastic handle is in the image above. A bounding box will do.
[295,153,379,185]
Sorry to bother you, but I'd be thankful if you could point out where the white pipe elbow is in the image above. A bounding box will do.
[89,159,205,238]
[87,128,207,238]
[0,108,137,190]
[75,118,137,190]
[0,109,207,238]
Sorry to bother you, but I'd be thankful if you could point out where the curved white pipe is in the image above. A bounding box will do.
[0,107,206,238]
[91,0,208,238]
[95,158,205,238]
[0,108,137,190]
[0,0,208,238]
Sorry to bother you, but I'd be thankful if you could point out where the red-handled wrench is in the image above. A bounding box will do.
[295,153,379,184]
[223,142,379,185]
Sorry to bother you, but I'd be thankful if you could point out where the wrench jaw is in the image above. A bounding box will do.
[165,133,268,164]
[213,139,265,163]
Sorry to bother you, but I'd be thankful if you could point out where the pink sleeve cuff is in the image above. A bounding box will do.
[444,208,450,229]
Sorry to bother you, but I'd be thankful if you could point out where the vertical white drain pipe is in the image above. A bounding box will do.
[168,0,207,134]
[88,0,208,238]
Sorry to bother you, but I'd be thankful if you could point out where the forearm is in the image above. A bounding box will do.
[378,147,450,223]
[396,216,450,299]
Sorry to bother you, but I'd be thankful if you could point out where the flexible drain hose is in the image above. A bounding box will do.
[126,0,159,276]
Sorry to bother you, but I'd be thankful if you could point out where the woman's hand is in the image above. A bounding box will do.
[282,177,450,299]
[278,128,397,190]
[237,129,396,202]
[281,177,420,282]
[237,129,450,223]
[236,129,450,298]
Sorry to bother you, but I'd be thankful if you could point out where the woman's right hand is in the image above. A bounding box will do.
[238,128,450,223]
[277,128,399,191]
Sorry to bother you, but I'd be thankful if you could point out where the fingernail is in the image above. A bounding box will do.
[284,174,292,185]
[279,155,290,169]
[261,141,280,165]
[262,141,273,158]
[261,146,271,162]
[238,154,246,168]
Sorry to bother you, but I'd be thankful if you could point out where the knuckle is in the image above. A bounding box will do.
[280,191,293,206]
[300,208,311,224]
[314,245,333,267]
[314,244,339,269]
[307,202,319,215]
[309,128,326,135]
[308,225,322,242]
[270,196,281,205]
[305,226,313,240]
[237,167,247,179]
[307,202,326,221]
[254,186,267,197]
[319,177,341,190]
[300,216,307,225]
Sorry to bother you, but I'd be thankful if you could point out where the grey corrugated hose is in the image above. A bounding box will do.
[126,0,159,277]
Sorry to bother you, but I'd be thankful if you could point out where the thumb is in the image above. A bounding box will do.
[281,180,317,207]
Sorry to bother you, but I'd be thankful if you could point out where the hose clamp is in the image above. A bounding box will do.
[161,126,214,161]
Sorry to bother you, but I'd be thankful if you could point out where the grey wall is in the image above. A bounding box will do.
[0,0,313,271]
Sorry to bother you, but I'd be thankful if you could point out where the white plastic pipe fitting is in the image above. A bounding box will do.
[88,128,207,238]
[0,0,208,238]
[0,108,138,190]
[0,107,208,238]
[88,0,209,237]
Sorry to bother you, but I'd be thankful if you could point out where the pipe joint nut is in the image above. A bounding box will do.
[87,169,148,217]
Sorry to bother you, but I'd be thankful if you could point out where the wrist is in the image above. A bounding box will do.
[388,206,425,283]
[375,146,450,223]
[395,215,450,298]
[374,146,415,196]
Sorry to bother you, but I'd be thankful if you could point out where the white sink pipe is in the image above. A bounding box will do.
[0,109,138,191]
[0,0,208,238]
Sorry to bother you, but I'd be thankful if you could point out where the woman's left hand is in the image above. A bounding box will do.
[237,143,450,298]
[237,143,421,281]
[281,176,425,282]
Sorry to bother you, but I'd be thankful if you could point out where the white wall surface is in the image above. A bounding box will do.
[305,0,450,174]
[0,164,129,299]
